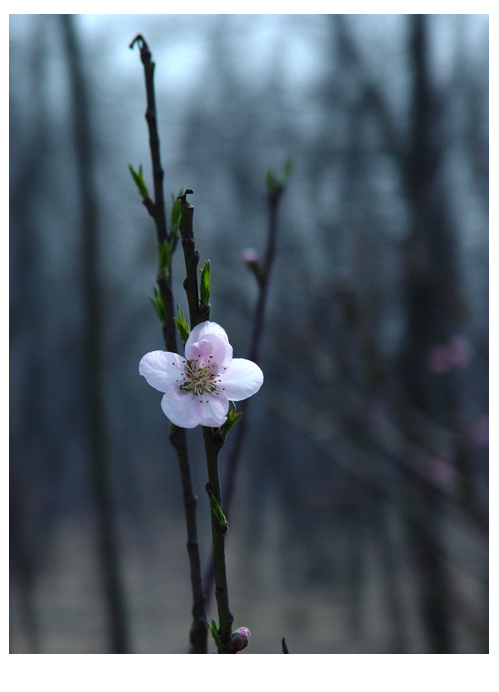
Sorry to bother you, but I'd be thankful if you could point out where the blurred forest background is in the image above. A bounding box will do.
[10,14,488,654]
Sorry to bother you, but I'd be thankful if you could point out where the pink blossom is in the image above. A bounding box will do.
[140,321,263,428]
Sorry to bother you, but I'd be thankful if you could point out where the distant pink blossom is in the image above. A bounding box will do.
[431,456,455,485]
[427,335,473,374]
[470,415,489,447]
[427,345,451,374]
[447,336,472,368]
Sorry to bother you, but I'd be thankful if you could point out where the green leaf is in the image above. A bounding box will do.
[158,238,175,279]
[266,157,294,195]
[283,157,294,184]
[170,193,182,236]
[218,404,243,439]
[149,289,166,324]
[129,163,150,200]
[266,168,276,193]
[199,260,211,308]
[173,304,190,345]
[208,490,228,536]
[207,619,220,647]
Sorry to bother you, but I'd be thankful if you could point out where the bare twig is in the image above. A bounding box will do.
[203,169,289,605]
[178,194,234,653]
[130,35,207,654]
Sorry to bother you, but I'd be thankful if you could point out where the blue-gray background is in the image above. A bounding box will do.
[10,14,488,653]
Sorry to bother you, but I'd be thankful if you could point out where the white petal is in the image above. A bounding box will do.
[186,333,232,371]
[185,321,233,369]
[161,390,199,428]
[139,351,186,393]
[190,392,229,427]
[218,358,264,401]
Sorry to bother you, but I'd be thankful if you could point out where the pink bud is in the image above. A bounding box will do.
[229,627,251,652]
[241,248,259,264]
[241,248,262,280]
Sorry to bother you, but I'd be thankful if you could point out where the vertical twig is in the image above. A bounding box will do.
[203,175,287,604]
[224,177,284,495]
[178,192,233,653]
[178,191,202,328]
[130,35,207,654]
[62,14,130,653]
[203,429,233,653]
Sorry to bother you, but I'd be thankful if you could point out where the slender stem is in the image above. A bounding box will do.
[248,185,283,363]
[224,185,283,496]
[129,35,178,352]
[203,182,285,604]
[169,424,207,653]
[178,193,233,652]
[130,34,207,653]
[203,428,233,653]
[178,192,203,328]
[129,35,168,244]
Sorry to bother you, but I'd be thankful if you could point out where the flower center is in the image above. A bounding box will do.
[178,357,221,396]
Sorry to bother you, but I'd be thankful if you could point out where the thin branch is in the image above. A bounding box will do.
[178,191,203,327]
[203,430,233,653]
[203,175,287,605]
[178,192,233,653]
[130,35,207,654]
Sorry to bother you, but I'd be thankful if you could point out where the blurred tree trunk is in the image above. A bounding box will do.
[9,16,54,653]
[61,14,130,653]
[399,14,459,654]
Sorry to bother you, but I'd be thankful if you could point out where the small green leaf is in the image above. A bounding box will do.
[129,163,150,199]
[199,260,211,308]
[283,157,294,184]
[266,168,276,193]
[149,290,166,325]
[158,238,175,279]
[170,193,182,236]
[173,304,190,345]
[208,490,228,536]
[207,619,220,647]
[266,158,294,195]
[218,404,243,439]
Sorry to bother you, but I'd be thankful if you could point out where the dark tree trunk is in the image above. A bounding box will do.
[61,13,130,654]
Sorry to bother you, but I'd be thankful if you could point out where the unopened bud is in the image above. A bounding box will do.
[241,248,262,280]
[229,627,251,652]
